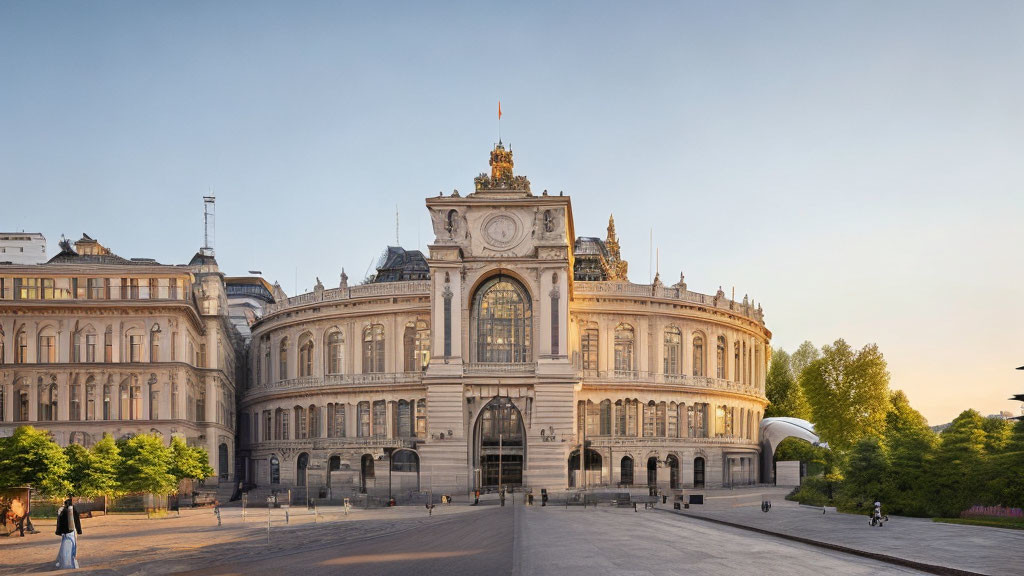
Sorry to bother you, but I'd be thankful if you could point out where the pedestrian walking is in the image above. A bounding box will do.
[55,497,83,569]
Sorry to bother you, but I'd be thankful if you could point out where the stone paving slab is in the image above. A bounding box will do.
[680,488,1020,576]
[515,504,926,576]
[0,504,478,575]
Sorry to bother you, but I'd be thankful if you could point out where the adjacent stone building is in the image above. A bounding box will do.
[239,143,771,500]
[0,235,240,484]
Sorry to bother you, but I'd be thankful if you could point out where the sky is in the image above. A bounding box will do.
[2,1,1022,425]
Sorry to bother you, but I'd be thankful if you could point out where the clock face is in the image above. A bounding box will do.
[483,214,519,249]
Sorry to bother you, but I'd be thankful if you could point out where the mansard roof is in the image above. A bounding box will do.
[371,246,430,283]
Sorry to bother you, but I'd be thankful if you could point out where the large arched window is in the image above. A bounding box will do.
[326,330,344,375]
[279,338,289,380]
[297,453,309,486]
[102,383,112,420]
[471,276,532,363]
[363,324,385,373]
[613,324,634,374]
[14,380,30,421]
[664,327,681,375]
[580,322,598,374]
[298,334,314,377]
[717,336,726,379]
[692,333,705,377]
[85,377,96,421]
[0,325,4,365]
[263,341,271,384]
[404,320,430,372]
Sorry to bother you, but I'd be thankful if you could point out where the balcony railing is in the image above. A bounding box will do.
[463,362,537,376]
[263,280,431,315]
[245,372,424,398]
[578,370,761,396]
[573,281,765,324]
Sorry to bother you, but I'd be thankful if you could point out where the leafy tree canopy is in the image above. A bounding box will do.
[801,339,891,452]
[765,348,810,420]
[117,434,177,496]
[0,426,71,496]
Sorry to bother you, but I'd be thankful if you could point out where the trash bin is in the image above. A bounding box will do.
[674,502,681,510]
[662,495,667,504]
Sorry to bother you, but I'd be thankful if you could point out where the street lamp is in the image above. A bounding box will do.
[379,448,395,504]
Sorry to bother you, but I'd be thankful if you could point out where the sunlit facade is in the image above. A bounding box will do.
[240,144,771,499]
[0,236,240,485]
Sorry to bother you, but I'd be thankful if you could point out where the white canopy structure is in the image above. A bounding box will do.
[759,417,825,483]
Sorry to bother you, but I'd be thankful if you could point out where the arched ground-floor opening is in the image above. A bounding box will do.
[620,456,634,485]
[360,454,375,493]
[667,454,680,489]
[567,449,603,488]
[390,449,420,493]
[218,443,229,481]
[693,456,705,488]
[297,452,309,487]
[473,396,526,489]
[647,456,658,487]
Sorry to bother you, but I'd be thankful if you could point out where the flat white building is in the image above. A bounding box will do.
[0,232,46,265]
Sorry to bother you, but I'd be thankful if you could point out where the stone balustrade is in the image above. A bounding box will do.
[578,370,761,396]
[463,362,537,375]
[263,280,431,315]
[244,372,424,400]
[573,281,765,323]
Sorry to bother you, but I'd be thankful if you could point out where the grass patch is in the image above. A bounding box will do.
[933,517,1024,530]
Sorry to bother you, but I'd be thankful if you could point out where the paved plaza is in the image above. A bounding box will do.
[0,490,1019,575]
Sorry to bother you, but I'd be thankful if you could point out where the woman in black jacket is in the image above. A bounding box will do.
[55,498,82,569]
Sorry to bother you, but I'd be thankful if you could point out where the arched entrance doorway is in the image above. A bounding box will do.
[360,454,375,493]
[694,456,705,488]
[218,443,229,481]
[620,456,634,485]
[391,449,420,492]
[667,455,680,489]
[647,457,658,487]
[270,455,280,485]
[297,453,309,487]
[474,396,525,489]
[567,449,603,488]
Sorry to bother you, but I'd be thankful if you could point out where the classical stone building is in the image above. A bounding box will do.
[240,143,771,500]
[0,235,240,484]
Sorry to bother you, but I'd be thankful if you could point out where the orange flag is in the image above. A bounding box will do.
[498,101,502,120]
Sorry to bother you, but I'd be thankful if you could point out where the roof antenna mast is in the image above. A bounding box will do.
[202,193,216,257]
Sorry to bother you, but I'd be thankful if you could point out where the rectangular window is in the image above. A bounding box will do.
[372,400,386,437]
[18,278,39,300]
[129,335,142,363]
[581,328,598,373]
[150,387,159,419]
[104,332,112,363]
[263,410,271,441]
[415,400,427,438]
[69,384,80,421]
[85,334,96,363]
[169,278,179,300]
[129,278,140,299]
[443,295,452,357]
[88,278,104,300]
[38,336,55,363]
[41,278,54,300]
[550,293,559,356]
[358,401,370,437]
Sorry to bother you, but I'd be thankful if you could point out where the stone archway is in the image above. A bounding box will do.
[473,396,526,489]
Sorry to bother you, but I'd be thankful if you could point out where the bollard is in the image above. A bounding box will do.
[214,505,222,527]
[285,509,290,525]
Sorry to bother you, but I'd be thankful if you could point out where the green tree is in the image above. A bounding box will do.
[841,436,889,507]
[928,410,988,517]
[117,434,176,495]
[991,420,1024,508]
[0,426,71,496]
[801,339,891,452]
[790,340,820,381]
[882,390,937,516]
[765,349,810,419]
[168,437,214,486]
[64,443,92,495]
[82,434,123,497]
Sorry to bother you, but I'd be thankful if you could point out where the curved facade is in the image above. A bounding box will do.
[240,144,771,498]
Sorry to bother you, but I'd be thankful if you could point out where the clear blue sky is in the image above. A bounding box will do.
[2,1,1022,424]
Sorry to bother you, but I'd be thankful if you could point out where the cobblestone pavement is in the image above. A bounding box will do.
[681,487,1019,576]
[516,504,926,576]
